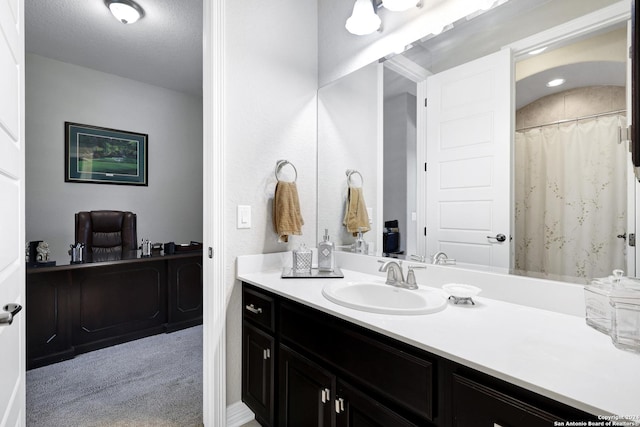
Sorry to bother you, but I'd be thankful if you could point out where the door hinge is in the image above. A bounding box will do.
[263,348,271,360]
[424,162,427,172]
[619,126,632,144]
[335,397,345,414]
[208,247,213,258]
[424,227,427,236]
[630,233,636,247]
[424,98,427,107]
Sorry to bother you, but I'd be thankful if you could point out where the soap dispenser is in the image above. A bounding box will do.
[353,228,368,254]
[318,229,335,272]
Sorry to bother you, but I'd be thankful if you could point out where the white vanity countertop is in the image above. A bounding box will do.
[238,267,640,420]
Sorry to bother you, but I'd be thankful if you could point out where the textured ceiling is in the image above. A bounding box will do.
[26,0,203,97]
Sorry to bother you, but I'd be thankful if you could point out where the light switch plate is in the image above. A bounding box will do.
[237,205,251,229]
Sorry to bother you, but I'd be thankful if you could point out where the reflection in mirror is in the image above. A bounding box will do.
[513,27,628,282]
[383,67,417,257]
[317,62,382,254]
[317,0,634,285]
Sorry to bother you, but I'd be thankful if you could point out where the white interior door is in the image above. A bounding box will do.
[0,0,26,425]
[425,49,512,268]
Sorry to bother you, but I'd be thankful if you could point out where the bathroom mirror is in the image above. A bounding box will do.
[317,0,634,284]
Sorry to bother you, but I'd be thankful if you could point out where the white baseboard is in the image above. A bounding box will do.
[226,401,255,427]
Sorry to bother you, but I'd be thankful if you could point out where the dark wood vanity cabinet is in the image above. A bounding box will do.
[242,286,277,426]
[278,344,334,427]
[242,283,596,427]
[243,322,275,426]
[243,283,435,427]
[450,373,559,426]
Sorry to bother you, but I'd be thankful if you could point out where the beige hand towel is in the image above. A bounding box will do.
[343,186,370,236]
[273,181,304,243]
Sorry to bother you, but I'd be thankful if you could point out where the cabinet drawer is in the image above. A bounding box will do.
[452,374,561,427]
[243,285,275,332]
[280,301,434,422]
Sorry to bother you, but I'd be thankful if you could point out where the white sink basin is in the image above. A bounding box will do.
[322,281,447,315]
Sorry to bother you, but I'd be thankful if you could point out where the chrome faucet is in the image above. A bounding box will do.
[378,260,420,290]
[431,252,455,265]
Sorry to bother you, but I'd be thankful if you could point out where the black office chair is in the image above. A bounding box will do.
[75,210,137,257]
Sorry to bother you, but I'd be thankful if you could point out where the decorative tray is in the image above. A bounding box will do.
[281,267,344,279]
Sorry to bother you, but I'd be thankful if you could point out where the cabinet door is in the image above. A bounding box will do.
[279,345,334,427]
[167,255,203,331]
[335,380,419,427]
[243,321,275,426]
[452,374,559,427]
[26,271,73,369]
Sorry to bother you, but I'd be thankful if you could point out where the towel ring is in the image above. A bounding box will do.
[275,159,297,182]
[346,169,363,187]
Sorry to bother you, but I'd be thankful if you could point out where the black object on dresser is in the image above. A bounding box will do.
[242,282,597,427]
[26,251,203,369]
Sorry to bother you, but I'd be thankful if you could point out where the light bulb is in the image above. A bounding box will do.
[346,0,381,35]
[546,78,565,87]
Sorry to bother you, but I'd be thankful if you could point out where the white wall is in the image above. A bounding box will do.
[224,0,318,404]
[25,54,203,262]
[383,91,416,255]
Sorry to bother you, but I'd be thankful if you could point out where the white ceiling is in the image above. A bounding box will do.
[25,0,203,97]
[516,61,626,109]
[392,0,626,109]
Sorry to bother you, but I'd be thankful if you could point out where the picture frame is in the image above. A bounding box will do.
[65,122,148,186]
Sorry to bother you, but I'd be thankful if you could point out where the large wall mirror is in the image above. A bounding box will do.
[317,0,635,285]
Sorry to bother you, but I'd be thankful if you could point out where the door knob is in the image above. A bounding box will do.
[0,303,22,326]
[487,234,507,243]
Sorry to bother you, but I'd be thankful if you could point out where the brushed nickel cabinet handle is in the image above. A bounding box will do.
[245,304,262,314]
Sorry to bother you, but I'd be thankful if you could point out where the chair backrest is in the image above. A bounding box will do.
[75,210,137,256]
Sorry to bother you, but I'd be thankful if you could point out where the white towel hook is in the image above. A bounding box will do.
[275,160,298,182]
[346,169,363,187]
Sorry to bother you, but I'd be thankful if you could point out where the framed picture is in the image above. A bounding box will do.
[65,122,148,186]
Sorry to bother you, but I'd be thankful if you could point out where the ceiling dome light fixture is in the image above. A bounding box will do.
[346,0,382,36]
[546,78,566,88]
[105,0,145,24]
[381,0,420,12]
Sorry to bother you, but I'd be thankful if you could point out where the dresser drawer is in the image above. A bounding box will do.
[242,285,275,332]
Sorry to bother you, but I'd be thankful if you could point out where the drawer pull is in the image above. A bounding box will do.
[263,348,271,360]
[245,304,263,314]
[335,397,345,413]
[321,388,330,403]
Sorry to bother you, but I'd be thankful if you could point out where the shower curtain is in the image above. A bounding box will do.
[514,114,627,282]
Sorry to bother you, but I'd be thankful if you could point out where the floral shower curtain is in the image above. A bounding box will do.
[514,114,627,282]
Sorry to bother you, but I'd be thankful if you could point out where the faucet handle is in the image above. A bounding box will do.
[405,266,421,289]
